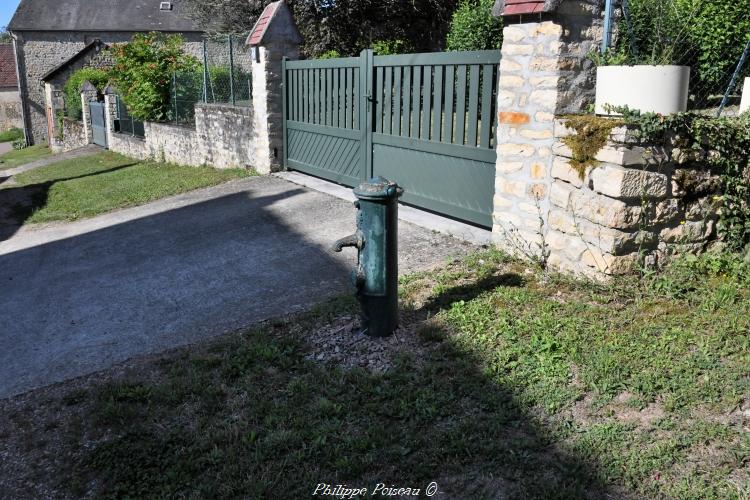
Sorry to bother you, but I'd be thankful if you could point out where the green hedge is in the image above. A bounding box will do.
[446,0,503,52]
[63,67,109,120]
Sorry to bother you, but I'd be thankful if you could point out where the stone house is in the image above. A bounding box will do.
[8,0,205,145]
[0,44,22,133]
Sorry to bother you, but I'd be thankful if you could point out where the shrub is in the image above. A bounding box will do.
[109,33,199,122]
[371,39,413,56]
[688,0,750,94]
[63,67,109,120]
[446,0,503,52]
[318,50,341,60]
[0,127,23,143]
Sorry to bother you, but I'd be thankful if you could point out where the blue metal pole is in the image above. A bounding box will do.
[601,0,615,54]
[717,40,750,117]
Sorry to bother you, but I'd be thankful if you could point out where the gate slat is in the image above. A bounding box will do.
[401,67,411,138]
[480,64,493,149]
[455,66,467,145]
[346,68,353,129]
[392,67,401,136]
[375,67,383,133]
[296,70,301,121]
[467,65,480,147]
[383,67,393,136]
[327,68,334,126]
[421,66,432,140]
[334,69,341,128]
[353,67,359,130]
[443,65,455,143]
[411,67,421,139]
[314,69,319,124]
[432,66,443,142]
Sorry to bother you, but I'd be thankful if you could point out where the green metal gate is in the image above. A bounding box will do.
[282,50,500,227]
[89,101,108,148]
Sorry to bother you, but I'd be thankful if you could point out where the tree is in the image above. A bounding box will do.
[182,0,459,57]
[183,0,265,33]
[446,0,503,52]
[0,27,12,43]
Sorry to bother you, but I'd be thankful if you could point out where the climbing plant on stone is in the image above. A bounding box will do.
[109,33,199,122]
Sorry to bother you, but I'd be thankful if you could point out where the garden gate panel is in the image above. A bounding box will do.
[89,101,108,148]
[283,50,500,228]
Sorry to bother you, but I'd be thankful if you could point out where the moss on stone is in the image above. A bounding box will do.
[561,115,624,179]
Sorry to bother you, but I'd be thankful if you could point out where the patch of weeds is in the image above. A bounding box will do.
[416,316,448,342]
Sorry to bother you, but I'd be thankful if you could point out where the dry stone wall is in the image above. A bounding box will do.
[0,89,22,132]
[549,121,720,278]
[103,94,257,170]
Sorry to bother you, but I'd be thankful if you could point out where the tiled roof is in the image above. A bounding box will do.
[9,0,202,32]
[493,0,563,16]
[247,1,281,46]
[504,0,546,15]
[0,45,18,89]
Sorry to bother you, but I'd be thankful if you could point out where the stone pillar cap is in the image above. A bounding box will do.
[246,0,302,47]
[493,0,564,16]
[80,80,98,93]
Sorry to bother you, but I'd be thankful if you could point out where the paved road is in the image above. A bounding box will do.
[0,142,12,156]
[0,176,474,398]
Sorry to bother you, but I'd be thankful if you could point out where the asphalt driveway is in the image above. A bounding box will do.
[0,175,474,399]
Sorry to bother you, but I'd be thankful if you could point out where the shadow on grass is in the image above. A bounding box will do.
[0,163,138,242]
[49,275,623,499]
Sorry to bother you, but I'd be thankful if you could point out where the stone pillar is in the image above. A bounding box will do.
[103,86,118,147]
[491,0,605,264]
[45,82,65,153]
[248,0,302,174]
[80,81,99,145]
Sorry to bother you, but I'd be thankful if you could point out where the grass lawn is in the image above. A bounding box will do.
[0,144,53,171]
[0,127,24,143]
[1,250,748,498]
[2,151,253,224]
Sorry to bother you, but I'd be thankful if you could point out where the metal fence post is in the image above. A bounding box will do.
[601,0,614,54]
[229,34,236,106]
[172,72,178,120]
[718,40,750,117]
[202,39,209,103]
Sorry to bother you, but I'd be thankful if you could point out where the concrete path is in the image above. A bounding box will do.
[1,145,102,176]
[0,176,474,399]
[0,142,12,156]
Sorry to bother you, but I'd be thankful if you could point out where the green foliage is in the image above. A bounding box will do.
[687,0,750,93]
[317,50,341,60]
[109,33,199,122]
[588,48,630,67]
[446,0,503,52]
[617,0,697,65]
[371,39,413,56]
[0,127,24,143]
[12,138,27,150]
[63,67,109,120]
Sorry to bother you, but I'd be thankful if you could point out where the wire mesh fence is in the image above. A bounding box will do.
[605,0,750,117]
[203,34,253,106]
[167,34,253,124]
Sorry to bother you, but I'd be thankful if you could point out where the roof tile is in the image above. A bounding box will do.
[0,45,18,88]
